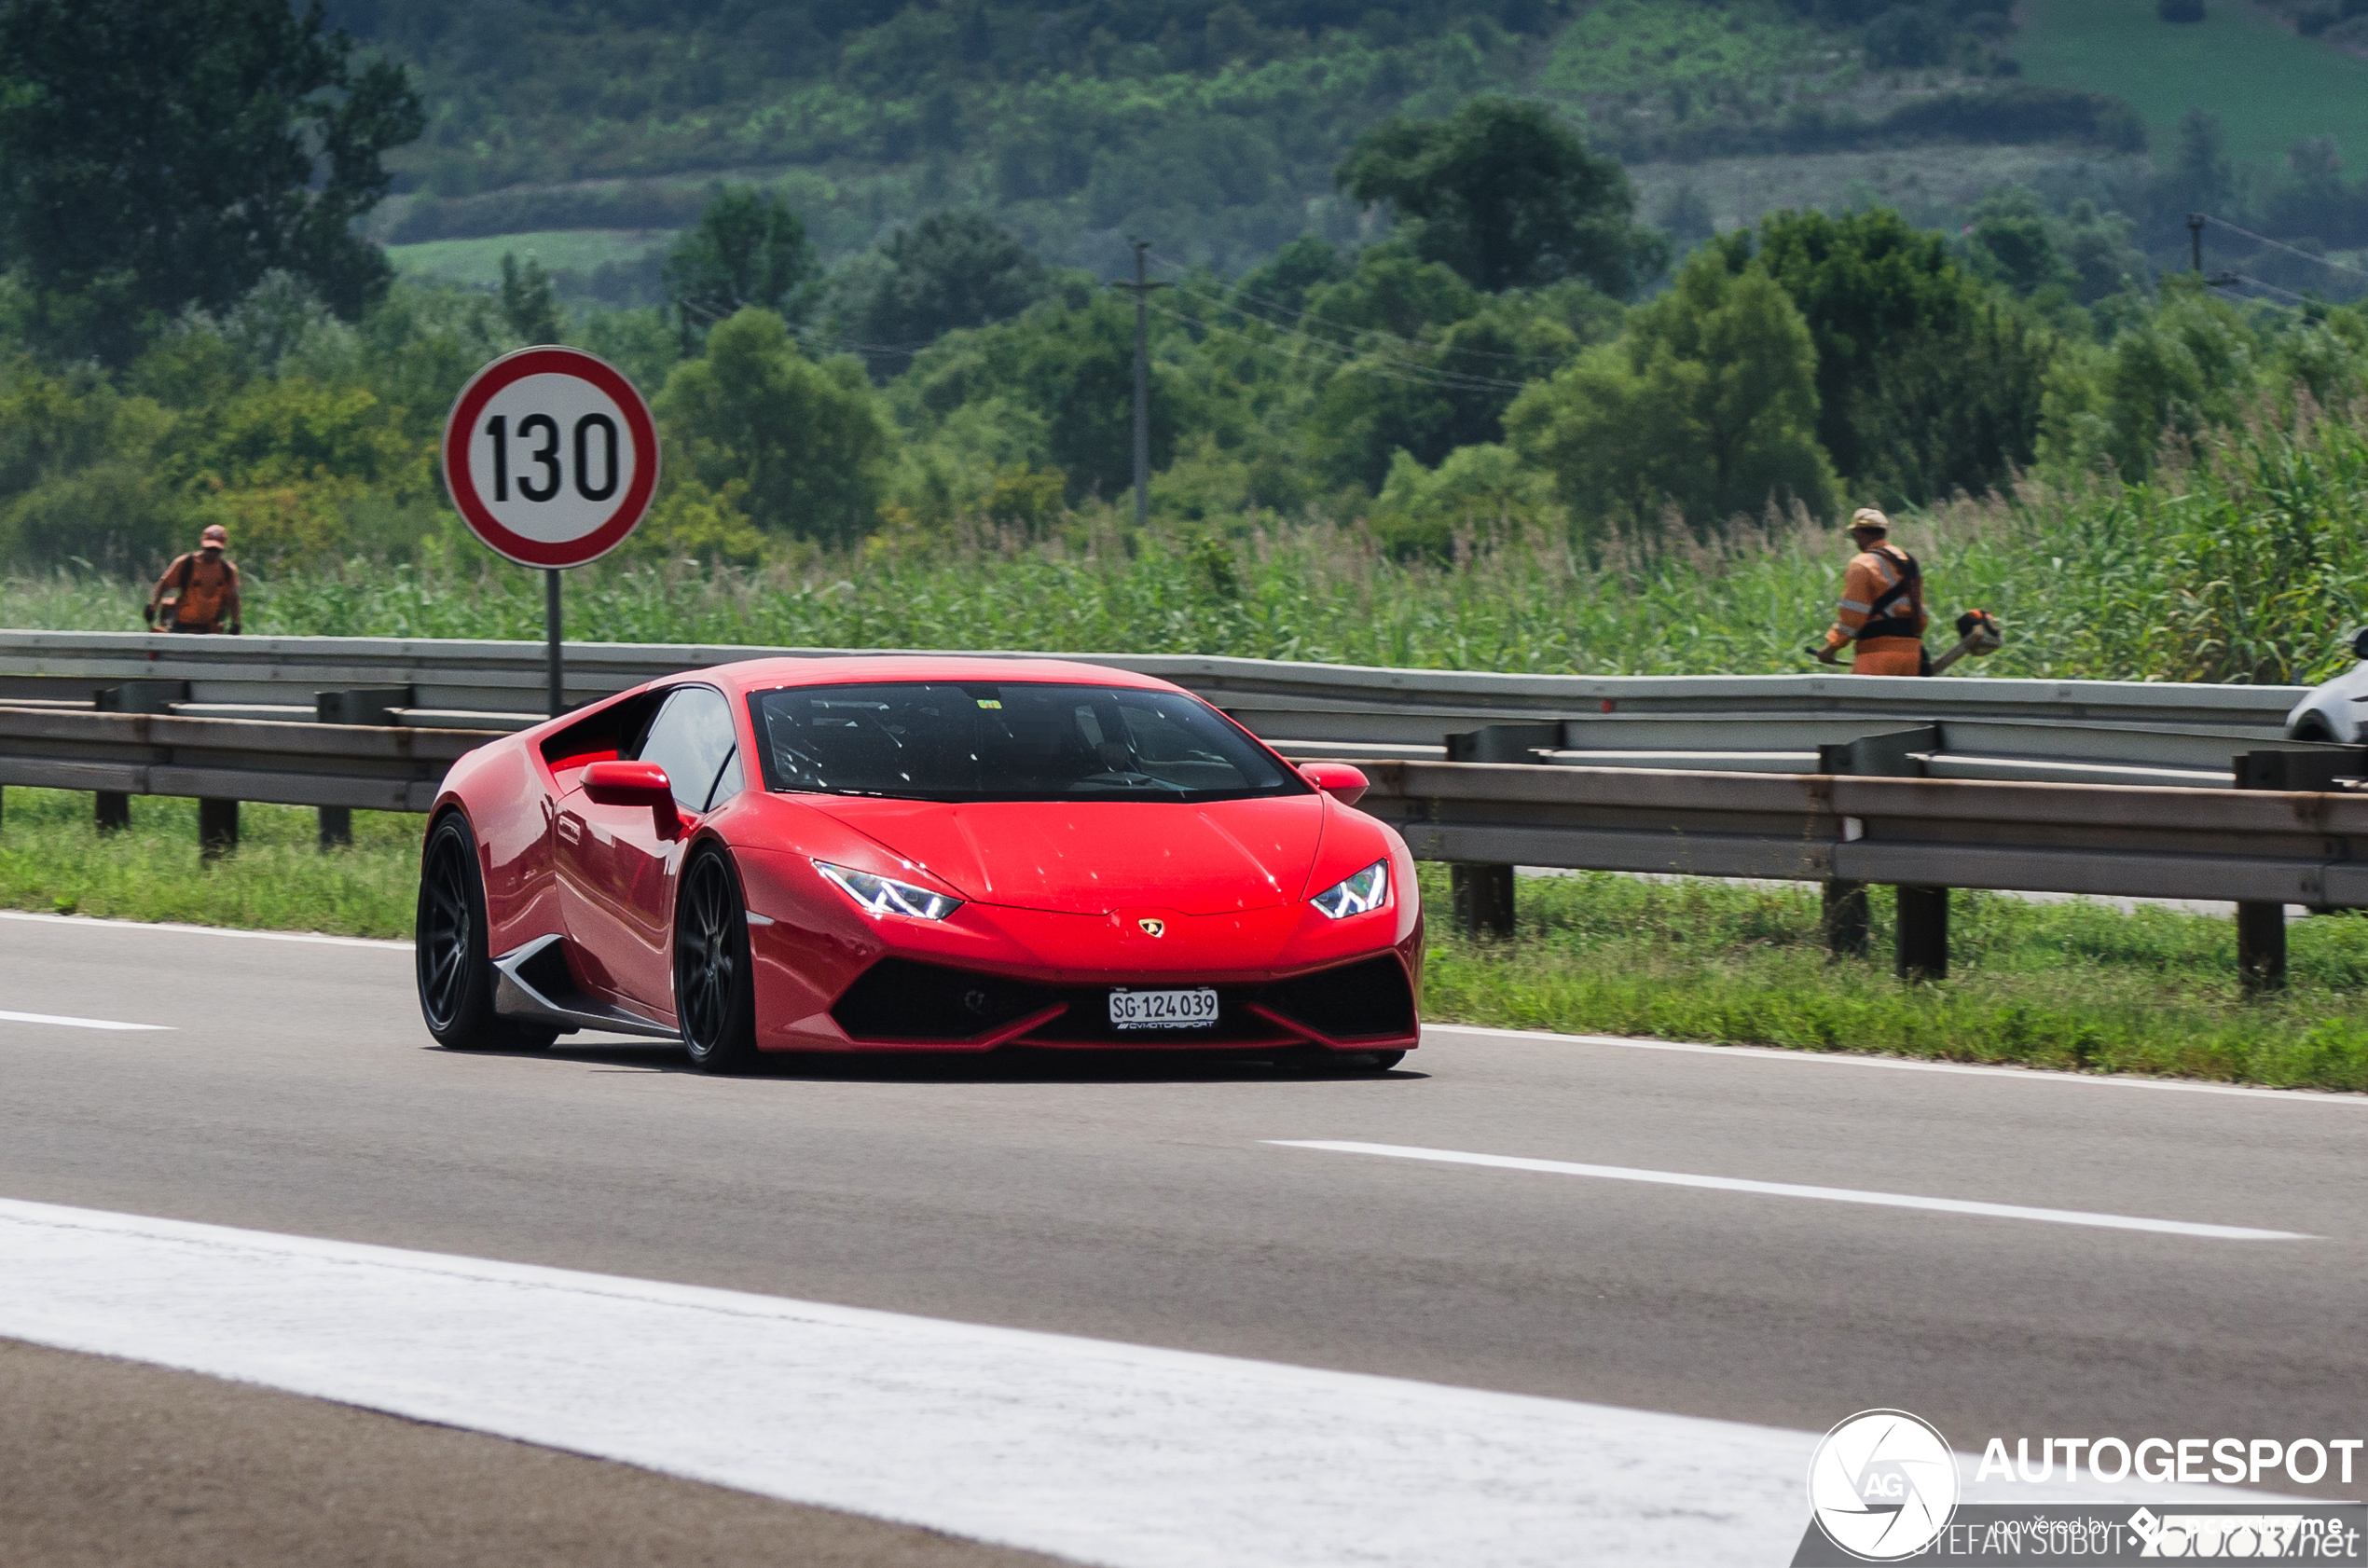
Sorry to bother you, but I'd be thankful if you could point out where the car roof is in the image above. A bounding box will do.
[688,655,1182,697]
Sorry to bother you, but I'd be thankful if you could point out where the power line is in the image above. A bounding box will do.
[2199,214,2368,282]
[1149,295,1529,393]
[1146,296,1532,396]
[2228,274,2310,309]
[1141,246,1560,372]
[1145,270,1534,392]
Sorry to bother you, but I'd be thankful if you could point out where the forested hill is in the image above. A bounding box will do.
[341,0,2167,296]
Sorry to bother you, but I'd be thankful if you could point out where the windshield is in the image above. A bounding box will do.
[748,681,1308,803]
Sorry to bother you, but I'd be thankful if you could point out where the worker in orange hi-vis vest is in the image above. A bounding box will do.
[147,523,243,635]
[1813,507,1927,676]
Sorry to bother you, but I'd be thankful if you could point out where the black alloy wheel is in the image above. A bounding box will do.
[675,848,760,1074]
[416,813,555,1052]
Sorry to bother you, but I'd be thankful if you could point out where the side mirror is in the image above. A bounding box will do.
[584,760,681,830]
[2349,626,2368,662]
[1300,761,1370,806]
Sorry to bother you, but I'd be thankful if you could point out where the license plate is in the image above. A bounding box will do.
[1108,986,1218,1030]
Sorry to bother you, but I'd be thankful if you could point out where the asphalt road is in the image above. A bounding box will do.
[5,911,2366,1561]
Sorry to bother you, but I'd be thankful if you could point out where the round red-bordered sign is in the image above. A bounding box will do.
[441,347,660,569]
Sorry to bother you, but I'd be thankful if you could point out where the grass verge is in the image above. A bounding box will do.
[4,791,2361,1092]
[0,788,419,939]
[1417,866,2368,1092]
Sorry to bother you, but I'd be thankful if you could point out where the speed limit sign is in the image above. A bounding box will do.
[441,347,659,568]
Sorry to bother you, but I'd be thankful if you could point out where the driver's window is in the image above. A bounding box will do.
[633,686,743,812]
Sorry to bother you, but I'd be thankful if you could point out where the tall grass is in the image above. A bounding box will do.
[0,788,418,938]
[8,402,2368,685]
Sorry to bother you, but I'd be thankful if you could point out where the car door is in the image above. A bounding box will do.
[555,684,745,1013]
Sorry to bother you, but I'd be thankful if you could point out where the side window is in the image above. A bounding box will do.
[632,686,742,812]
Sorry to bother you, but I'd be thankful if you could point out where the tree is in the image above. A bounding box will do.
[834,212,1046,364]
[499,254,565,346]
[1012,295,1185,502]
[665,186,819,351]
[1752,207,2045,501]
[653,309,892,543]
[0,0,423,362]
[1335,97,1668,296]
[1506,245,1835,537]
[1960,188,2074,298]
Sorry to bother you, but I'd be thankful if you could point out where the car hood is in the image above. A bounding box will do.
[808,795,1329,915]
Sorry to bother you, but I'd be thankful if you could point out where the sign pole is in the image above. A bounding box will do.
[545,567,564,718]
[440,346,658,725]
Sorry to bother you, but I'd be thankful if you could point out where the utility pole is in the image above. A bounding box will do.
[2186,212,2240,289]
[1106,240,1169,528]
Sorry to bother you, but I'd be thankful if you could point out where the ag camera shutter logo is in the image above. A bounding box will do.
[1808,1409,1961,1561]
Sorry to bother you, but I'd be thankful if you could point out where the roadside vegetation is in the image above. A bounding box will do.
[1417,868,2368,1092]
[0,789,417,940]
[4,799,2361,1093]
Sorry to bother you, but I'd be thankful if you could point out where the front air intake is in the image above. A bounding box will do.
[831,959,1060,1042]
[1256,956,1416,1041]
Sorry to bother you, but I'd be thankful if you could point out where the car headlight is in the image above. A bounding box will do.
[1310,860,1388,919]
[814,860,963,920]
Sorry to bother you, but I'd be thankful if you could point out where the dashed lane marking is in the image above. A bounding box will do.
[0,1010,172,1032]
[1267,1140,2313,1241]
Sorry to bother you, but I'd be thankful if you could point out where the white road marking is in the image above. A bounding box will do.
[1423,1023,2368,1104]
[0,909,412,949]
[0,1196,1811,1568]
[1269,1141,2312,1241]
[0,1010,171,1032]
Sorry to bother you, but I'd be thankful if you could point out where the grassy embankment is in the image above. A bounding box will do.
[12,398,2368,687]
[4,789,2363,1091]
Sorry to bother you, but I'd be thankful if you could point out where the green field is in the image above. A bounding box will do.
[2016,0,2368,170]
[387,229,672,290]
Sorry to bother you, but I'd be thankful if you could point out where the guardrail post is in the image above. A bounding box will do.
[1819,727,1940,970]
[2236,902,2287,994]
[2225,750,2354,995]
[93,680,189,834]
[314,686,414,850]
[1442,723,1561,940]
[1822,882,1870,957]
[198,798,239,860]
[1895,887,1950,982]
[1451,864,1516,939]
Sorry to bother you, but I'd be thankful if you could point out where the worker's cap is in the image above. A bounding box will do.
[200,524,228,546]
[1847,507,1890,535]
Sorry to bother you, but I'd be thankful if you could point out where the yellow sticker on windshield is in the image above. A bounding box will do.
[976,699,1002,708]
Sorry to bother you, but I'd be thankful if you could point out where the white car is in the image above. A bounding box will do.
[2284,629,2368,740]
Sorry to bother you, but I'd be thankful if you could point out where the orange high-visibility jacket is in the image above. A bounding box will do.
[1823,542,1926,672]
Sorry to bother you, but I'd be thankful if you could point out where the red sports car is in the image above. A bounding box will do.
[415,656,1422,1073]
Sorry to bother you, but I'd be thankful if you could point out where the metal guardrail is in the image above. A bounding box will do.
[0,629,2320,789]
[1351,760,2368,908]
[0,708,483,813]
[0,701,2343,986]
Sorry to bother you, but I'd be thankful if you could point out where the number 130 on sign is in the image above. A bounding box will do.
[441,347,660,570]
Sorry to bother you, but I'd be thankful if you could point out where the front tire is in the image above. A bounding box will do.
[416,813,556,1052]
[676,847,761,1074]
